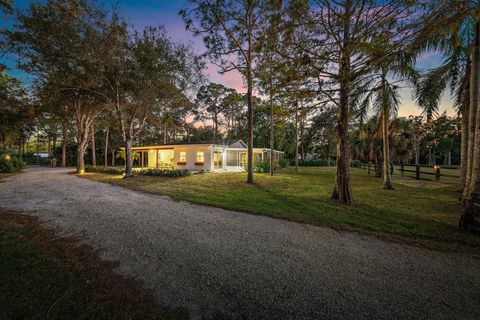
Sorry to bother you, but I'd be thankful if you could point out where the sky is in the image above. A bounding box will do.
[3,0,456,118]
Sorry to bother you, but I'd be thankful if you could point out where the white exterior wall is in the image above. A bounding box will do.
[173,145,213,171]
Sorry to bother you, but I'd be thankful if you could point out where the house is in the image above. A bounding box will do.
[130,140,283,172]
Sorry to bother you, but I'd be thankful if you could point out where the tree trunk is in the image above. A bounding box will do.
[77,145,86,174]
[381,76,393,190]
[52,133,57,159]
[163,122,168,144]
[104,126,109,167]
[463,21,480,201]
[112,149,115,167]
[460,21,480,230]
[214,110,218,143]
[61,123,67,167]
[332,5,354,205]
[138,127,142,146]
[270,97,275,175]
[91,122,96,166]
[76,130,88,174]
[460,67,470,188]
[415,142,420,165]
[294,101,299,171]
[124,139,134,178]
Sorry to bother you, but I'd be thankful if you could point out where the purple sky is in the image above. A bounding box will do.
[6,0,456,117]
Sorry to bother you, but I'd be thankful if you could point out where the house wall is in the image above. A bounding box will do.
[173,145,213,171]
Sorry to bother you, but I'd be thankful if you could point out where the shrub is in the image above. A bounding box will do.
[0,156,25,173]
[137,168,191,177]
[253,158,288,173]
[85,166,124,175]
[253,159,270,173]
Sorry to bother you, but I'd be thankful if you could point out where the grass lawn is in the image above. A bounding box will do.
[82,167,480,252]
[0,211,187,320]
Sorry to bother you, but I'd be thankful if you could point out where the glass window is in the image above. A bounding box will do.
[196,151,204,163]
[179,152,186,162]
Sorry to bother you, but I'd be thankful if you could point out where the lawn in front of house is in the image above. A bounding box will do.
[82,167,479,251]
[0,211,187,320]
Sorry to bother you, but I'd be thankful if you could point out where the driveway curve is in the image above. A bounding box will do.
[0,167,479,320]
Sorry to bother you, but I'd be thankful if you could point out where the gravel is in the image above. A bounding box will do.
[1,166,479,320]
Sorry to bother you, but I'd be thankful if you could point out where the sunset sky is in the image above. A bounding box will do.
[5,0,457,118]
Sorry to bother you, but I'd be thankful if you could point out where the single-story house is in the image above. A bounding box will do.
[130,140,283,172]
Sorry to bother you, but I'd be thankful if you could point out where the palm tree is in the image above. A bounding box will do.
[357,59,417,189]
[414,0,480,229]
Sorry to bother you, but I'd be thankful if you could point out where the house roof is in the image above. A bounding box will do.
[136,139,247,148]
[130,139,283,153]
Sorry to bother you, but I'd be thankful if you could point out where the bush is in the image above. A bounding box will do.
[137,168,191,177]
[85,166,124,175]
[253,158,289,173]
[0,156,25,173]
[253,159,270,173]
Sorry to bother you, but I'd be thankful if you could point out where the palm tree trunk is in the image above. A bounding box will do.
[382,95,393,189]
[460,21,480,230]
[462,21,480,201]
[460,74,470,187]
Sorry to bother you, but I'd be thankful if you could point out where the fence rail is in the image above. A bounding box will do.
[359,162,460,183]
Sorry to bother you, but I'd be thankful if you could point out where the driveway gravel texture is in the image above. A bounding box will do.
[0,167,479,320]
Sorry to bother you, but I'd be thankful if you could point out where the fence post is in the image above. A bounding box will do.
[435,165,440,182]
[415,165,420,180]
[401,163,404,177]
[367,161,371,175]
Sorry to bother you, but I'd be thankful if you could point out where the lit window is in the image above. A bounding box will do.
[196,151,204,163]
[179,152,186,162]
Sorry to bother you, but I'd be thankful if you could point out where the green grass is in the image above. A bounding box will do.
[82,167,480,252]
[0,211,188,320]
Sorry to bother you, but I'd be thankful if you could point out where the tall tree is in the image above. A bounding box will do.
[181,0,269,183]
[7,0,112,173]
[287,0,420,204]
[194,83,231,142]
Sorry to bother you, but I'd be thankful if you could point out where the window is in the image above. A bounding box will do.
[195,151,204,164]
[179,152,186,162]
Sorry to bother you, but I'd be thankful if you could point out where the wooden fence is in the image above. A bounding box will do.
[359,162,460,183]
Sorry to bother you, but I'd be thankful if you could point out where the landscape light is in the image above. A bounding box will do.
[4,154,11,160]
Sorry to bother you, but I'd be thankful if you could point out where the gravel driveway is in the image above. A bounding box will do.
[1,167,479,320]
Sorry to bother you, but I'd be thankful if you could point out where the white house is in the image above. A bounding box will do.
[130,140,283,172]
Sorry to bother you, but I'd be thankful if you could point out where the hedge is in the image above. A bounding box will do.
[137,168,191,177]
[84,166,191,178]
